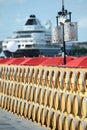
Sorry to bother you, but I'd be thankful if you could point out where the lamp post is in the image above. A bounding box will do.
[56,0,71,65]
[61,22,66,64]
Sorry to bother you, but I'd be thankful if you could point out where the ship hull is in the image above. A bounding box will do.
[3,48,60,57]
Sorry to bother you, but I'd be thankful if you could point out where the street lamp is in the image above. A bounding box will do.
[60,21,66,64]
[56,0,71,65]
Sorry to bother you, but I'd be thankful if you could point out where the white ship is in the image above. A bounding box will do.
[2,15,61,57]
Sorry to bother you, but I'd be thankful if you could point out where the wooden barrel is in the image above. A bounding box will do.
[3,81,8,95]
[66,94,74,114]
[23,102,28,118]
[34,68,40,84]
[73,94,81,116]
[51,111,57,130]
[36,105,43,124]
[3,96,7,110]
[64,116,72,130]
[76,71,85,92]
[38,87,44,105]
[48,89,55,108]
[19,101,24,116]
[9,98,15,112]
[70,117,79,130]
[50,70,57,88]
[58,113,64,130]
[63,70,70,90]
[40,69,46,86]
[29,85,35,102]
[57,70,64,90]
[43,88,50,106]
[17,84,22,98]
[21,84,27,99]
[0,95,4,108]
[45,70,51,87]
[45,108,50,127]
[31,104,38,122]
[27,103,33,120]
[16,100,21,115]
[15,67,20,82]
[13,83,18,97]
[40,107,47,126]
[78,120,87,130]
[53,91,61,110]
[69,70,77,91]
[25,84,31,101]
[81,97,87,118]
[7,97,10,111]
[13,99,17,114]
[60,92,67,112]
[33,86,40,103]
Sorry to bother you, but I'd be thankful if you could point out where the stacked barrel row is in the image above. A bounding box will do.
[0,64,87,130]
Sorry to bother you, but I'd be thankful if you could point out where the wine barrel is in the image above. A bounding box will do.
[36,105,43,124]
[31,104,38,122]
[23,102,29,118]
[45,69,51,87]
[7,97,10,111]
[76,71,85,92]
[78,120,87,130]
[48,89,55,108]
[0,95,4,108]
[60,92,67,112]
[16,100,21,115]
[19,101,24,116]
[3,96,7,110]
[38,86,44,105]
[58,113,64,130]
[29,84,35,102]
[43,88,50,106]
[9,98,15,112]
[27,103,33,120]
[45,108,50,127]
[25,84,31,101]
[64,116,72,130]
[56,70,63,90]
[40,107,47,126]
[81,97,87,118]
[13,82,18,97]
[73,94,81,116]
[69,70,77,91]
[13,99,17,114]
[63,70,70,90]
[33,85,40,103]
[66,93,74,114]
[15,66,21,82]
[70,117,79,130]
[53,90,61,110]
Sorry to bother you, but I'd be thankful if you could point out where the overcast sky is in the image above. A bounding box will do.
[0,0,87,42]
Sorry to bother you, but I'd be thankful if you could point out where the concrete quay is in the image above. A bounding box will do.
[0,109,47,130]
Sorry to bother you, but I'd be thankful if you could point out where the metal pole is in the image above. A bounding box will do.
[62,24,66,65]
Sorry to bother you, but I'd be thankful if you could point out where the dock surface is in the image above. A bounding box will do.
[0,109,47,130]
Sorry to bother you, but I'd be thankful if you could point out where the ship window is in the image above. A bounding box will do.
[25,45,33,48]
[18,45,20,48]
[25,19,37,25]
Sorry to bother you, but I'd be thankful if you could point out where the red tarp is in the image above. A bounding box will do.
[21,57,50,65]
[40,56,76,66]
[66,56,87,68]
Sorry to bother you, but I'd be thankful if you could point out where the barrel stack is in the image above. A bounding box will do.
[0,64,87,130]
